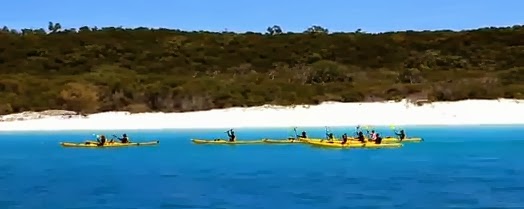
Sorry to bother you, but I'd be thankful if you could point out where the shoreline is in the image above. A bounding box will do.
[1,99,524,132]
[1,124,524,134]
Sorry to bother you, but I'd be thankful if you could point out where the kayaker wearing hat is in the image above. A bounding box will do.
[117,134,130,143]
[299,130,307,139]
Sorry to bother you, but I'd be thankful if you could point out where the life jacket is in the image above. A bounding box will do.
[371,133,377,140]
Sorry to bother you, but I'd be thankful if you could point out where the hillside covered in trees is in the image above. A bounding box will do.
[1,23,524,114]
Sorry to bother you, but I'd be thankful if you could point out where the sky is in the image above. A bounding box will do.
[1,0,523,33]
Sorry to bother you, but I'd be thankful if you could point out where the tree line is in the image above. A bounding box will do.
[1,22,523,114]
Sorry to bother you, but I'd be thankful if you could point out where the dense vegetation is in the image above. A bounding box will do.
[1,22,524,114]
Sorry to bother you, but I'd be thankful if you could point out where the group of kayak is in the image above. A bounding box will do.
[297,126,408,144]
[191,126,422,149]
[60,133,160,148]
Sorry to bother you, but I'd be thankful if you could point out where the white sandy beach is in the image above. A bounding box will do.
[0,99,523,131]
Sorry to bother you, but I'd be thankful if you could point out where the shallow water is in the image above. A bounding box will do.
[1,125,524,209]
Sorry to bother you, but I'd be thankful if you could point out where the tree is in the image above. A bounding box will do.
[308,60,350,84]
[0,23,523,114]
[48,21,62,33]
[79,26,91,32]
[58,82,100,113]
[266,25,283,35]
[305,25,328,34]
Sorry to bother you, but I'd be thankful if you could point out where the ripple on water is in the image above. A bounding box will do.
[159,173,179,179]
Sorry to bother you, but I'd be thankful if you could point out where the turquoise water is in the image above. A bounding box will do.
[1,125,524,209]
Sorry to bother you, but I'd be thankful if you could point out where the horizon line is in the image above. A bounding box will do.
[2,22,523,35]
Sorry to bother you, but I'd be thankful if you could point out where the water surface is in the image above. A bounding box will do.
[1,125,523,209]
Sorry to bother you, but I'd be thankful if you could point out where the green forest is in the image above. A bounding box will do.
[1,22,524,115]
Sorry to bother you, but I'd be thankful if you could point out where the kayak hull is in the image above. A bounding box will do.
[303,138,402,149]
[380,137,423,143]
[262,138,306,144]
[191,139,265,144]
[60,140,159,148]
[305,138,364,144]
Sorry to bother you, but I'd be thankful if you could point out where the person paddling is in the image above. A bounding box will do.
[327,133,334,141]
[300,131,307,139]
[324,127,335,141]
[293,128,307,140]
[293,130,307,140]
[394,129,406,141]
[117,134,130,143]
[374,133,383,144]
[341,133,348,144]
[96,135,108,146]
[368,130,377,142]
[226,129,236,142]
[357,131,365,143]
[354,126,363,142]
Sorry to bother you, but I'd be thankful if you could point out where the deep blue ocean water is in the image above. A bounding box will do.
[1,125,524,209]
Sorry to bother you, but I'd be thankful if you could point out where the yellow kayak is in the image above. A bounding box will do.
[305,138,363,144]
[344,137,422,144]
[304,138,402,149]
[191,139,265,144]
[60,140,159,148]
[305,137,422,144]
[382,137,423,143]
[262,138,306,144]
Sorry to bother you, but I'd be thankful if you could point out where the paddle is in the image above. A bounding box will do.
[112,134,132,143]
[86,134,101,144]
[223,129,235,142]
[325,126,337,143]
[324,126,330,142]
[352,125,361,141]
[87,134,114,145]
[293,127,299,141]
[361,125,374,142]
[353,125,367,144]
[388,125,397,139]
